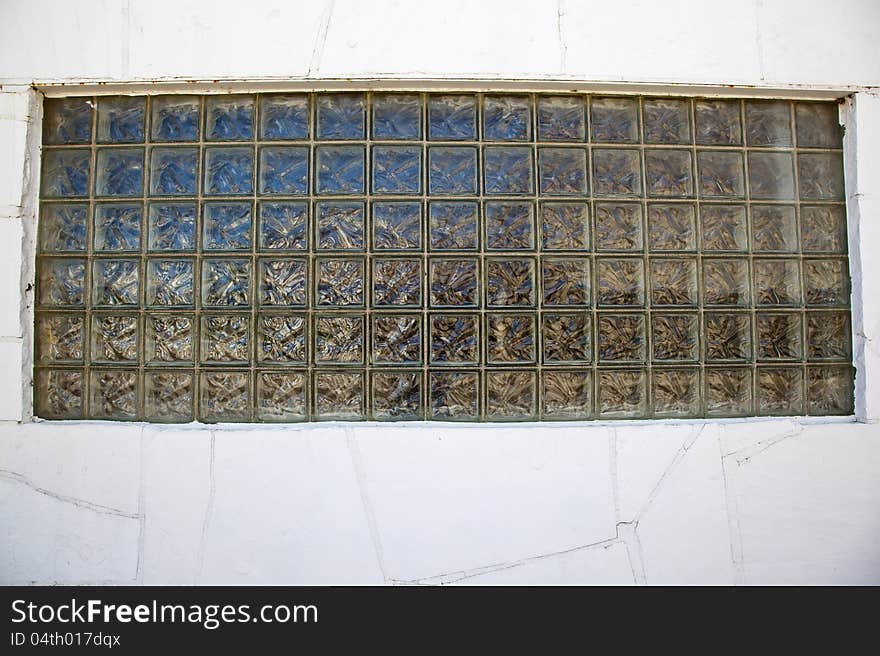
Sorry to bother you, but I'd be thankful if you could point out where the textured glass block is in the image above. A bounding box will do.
[598,370,647,418]
[704,312,751,361]
[260,94,309,140]
[537,96,585,142]
[90,370,138,419]
[807,366,853,415]
[372,94,421,140]
[798,153,844,200]
[39,203,88,252]
[372,371,422,420]
[259,258,307,306]
[429,95,476,140]
[542,258,589,306]
[259,202,307,251]
[806,311,850,361]
[257,372,306,422]
[150,147,198,195]
[95,148,144,197]
[748,152,795,200]
[201,314,250,364]
[429,202,478,250]
[151,96,200,142]
[430,372,479,420]
[598,313,645,362]
[259,146,308,195]
[700,205,747,252]
[697,151,744,198]
[146,259,194,306]
[148,202,196,251]
[43,98,93,145]
[538,147,588,195]
[39,258,85,306]
[316,146,365,194]
[648,204,696,251]
[205,96,254,141]
[316,94,365,140]
[92,259,139,306]
[315,315,364,364]
[487,371,536,420]
[203,147,254,195]
[37,314,84,363]
[201,258,251,306]
[316,258,364,307]
[91,314,138,362]
[257,314,306,363]
[483,95,531,141]
[644,98,691,144]
[428,147,478,195]
[484,147,534,195]
[41,149,90,198]
[596,258,644,306]
[751,205,797,252]
[314,372,364,420]
[200,371,251,422]
[373,315,421,365]
[706,368,752,417]
[94,203,141,251]
[373,258,421,307]
[430,258,478,307]
[541,202,589,250]
[374,202,421,250]
[97,97,145,143]
[695,100,742,145]
[36,369,83,419]
[746,100,792,147]
[145,371,194,422]
[430,314,478,364]
[372,146,421,194]
[591,97,638,143]
[801,205,846,253]
[650,258,697,306]
[317,201,364,250]
[756,313,802,360]
[203,202,252,250]
[703,258,749,306]
[486,258,535,307]
[486,314,535,363]
[542,371,592,420]
[796,102,841,148]
[651,313,698,361]
[645,149,693,197]
[592,149,642,196]
[146,314,194,363]
[754,259,801,306]
[804,259,848,306]
[653,368,700,417]
[757,367,804,416]
[596,202,642,251]
[485,201,534,250]
[542,313,591,363]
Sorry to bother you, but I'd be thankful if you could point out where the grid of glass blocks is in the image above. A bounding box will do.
[35,93,854,422]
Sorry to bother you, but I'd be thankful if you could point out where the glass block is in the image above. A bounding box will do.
[145,314,194,363]
[430,314,479,364]
[598,313,646,362]
[91,314,138,362]
[372,94,421,140]
[483,95,531,141]
[807,366,853,415]
[429,202,478,250]
[702,258,749,306]
[486,314,536,363]
[428,147,478,195]
[372,258,421,307]
[796,102,841,148]
[36,313,84,363]
[257,314,306,363]
[650,258,697,306]
[596,202,642,251]
[257,372,307,422]
[806,311,851,361]
[748,152,795,200]
[201,314,250,364]
[314,316,364,364]
[430,371,479,420]
[541,202,589,250]
[541,258,589,306]
[486,371,536,420]
[372,371,422,420]
[591,97,639,143]
[317,201,364,250]
[200,371,251,422]
[316,258,364,307]
[94,203,141,251]
[754,259,801,306]
[700,205,747,252]
[485,201,534,250]
[751,205,797,252]
[151,96,200,142]
[651,313,698,362]
[645,149,693,197]
[146,259,194,306]
[652,368,700,417]
[203,147,254,195]
[258,146,308,195]
[372,146,421,194]
[537,96,585,142]
[706,368,752,417]
[804,259,848,306]
[314,372,364,420]
[259,258,307,306]
[203,202,252,250]
[648,204,696,251]
[201,258,251,306]
[484,147,534,195]
[697,151,744,198]
[542,313,591,364]
[596,258,644,306]
[92,259,139,306]
[486,258,535,307]
[801,205,846,253]
[704,312,751,361]
[205,95,254,141]
[145,371,194,422]
[542,371,592,420]
[259,202,308,251]
[757,367,804,416]
[798,153,844,200]
[36,369,83,419]
[756,312,802,360]
[430,258,478,307]
[260,94,309,140]
[90,370,138,420]
[150,147,198,195]
[372,314,421,365]
[745,100,792,147]
[148,202,196,252]
[38,258,85,306]
[41,149,90,198]
[598,369,647,418]
[97,97,145,143]
[43,98,93,145]
[538,147,588,195]
[592,149,642,196]
[695,100,742,145]
[429,95,476,140]
[374,202,421,250]
[643,98,691,144]
[39,203,88,252]
[316,94,365,140]
[95,148,144,197]
[316,146,365,195]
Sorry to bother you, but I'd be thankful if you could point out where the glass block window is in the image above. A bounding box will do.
[35,93,854,422]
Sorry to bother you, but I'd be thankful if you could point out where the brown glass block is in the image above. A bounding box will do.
[592,149,642,196]
[748,152,795,200]
[704,312,751,362]
[541,258,589,306]
[801,205,846,253]
[591,97,639,143]
[430,314,479,364]
[429,371,479,420]
[91,314,138,363]
[756,312,802,361]
[485,201,535,250]
[429,202,478,251]
[695,100,742,145]
[90,370,138,420]
[798,153,845,200]
[146,314,194,364]
[373,258,421,307]
[650,259,698,306]
[795,102,842,148]
[697,151,745,198]
[541,202,590,250]
[317,258,364,307]
[36,369,83,419]
[645,150,694,197]
[703,258,749,306]
[314,315,364,364]
[201,258,251,307]
[486,370,536,420]
[200,371,251,422]
[92,259,140,306]
[542,313,591,364]
[652,313,698,362]
[751,205,797,252]
[486,314,536,364]
[757,367,804,416]
[804,259,848,306]
[314,372,364,420]
[700,205,747,252]
[372,371,422,420]
[705,368,752,417]
[648,204,696,251]
[145,371,194,422]
[746,100,792,147]
[257,372,306,422]
[259,258,307,306]
[596,203,643,251]
[537,96,585,142]
[146,259,195,307]
[598,313,646,363]
[806,311,851,361]
[652,368,700,417]
[754,259,801,306]
[486,258,535,307]
[538,147,588,195]
[201,315,250,364]
[596,258,644,307]
[430,258,479,307]
[542,371,592,419]
[372,314,421,365]
[643,98,691,144]
[36,313,84,363]
[598,369,647,418]
[807,366,853,415]
[257,314,306,363]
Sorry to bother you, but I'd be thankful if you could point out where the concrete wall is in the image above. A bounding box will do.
[0,0,878,585]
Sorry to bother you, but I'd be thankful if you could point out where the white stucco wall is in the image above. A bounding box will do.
[0,0,878,585]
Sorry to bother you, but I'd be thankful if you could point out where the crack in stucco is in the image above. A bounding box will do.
[196,430,216,584]
[345,428,389,583]
[556,0,568,72]
[307,0,335,78]
[135,426,147,584]
[719,431,746,584]
[722,425,805,466]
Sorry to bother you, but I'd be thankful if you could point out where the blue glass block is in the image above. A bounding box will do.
[317,94,366,140]
[483,95,531,141]
[259,258,307,306]
[315,146,365,195]
[260,94,309,140]
[259,146,309,195]
[537,96,586,142]
[486,201,535,250]
[372,95,421,140]
[43,98,93,145]
[92,259,140,306]
[39,258,86,306]
[428,147,477,195]
[94,203,142,251]
[41,149,90,198]
[95,148,144,197]
[429,202,478,250]
[205,96,254,141]
[149,147,198,195]
[538,147,588,195]
[374,202,421,250]
[259,202,308,250]
[201,259,251,306]
[151,96,200,142]
[203,202,252,250]
[429,95,476,140]
[484,147,534,195]
[148,202,196,251]
[372,146,421,194]
[204,147,254,195]
[97,97,146,143]
[147,259,195,306]
[317,202,364,250]
[40,204,88,252]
